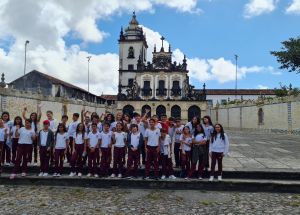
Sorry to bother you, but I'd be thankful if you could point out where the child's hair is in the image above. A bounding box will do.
[116,122,123,130]
[168,117,174,121]
[149,118,155,123]
[103,121,110,127]
[62,115,69,120]
[191,116,201,128]
[1,111,10,121]
[131,124,138,131]
[175,117,181,122]
[194,124,205,137]
[55,123,67,140]
[203,115,213,126]
[76,123,85,139]
[73,113,79,118]
[211,123,225,142]
[46,110,53,115]
[91,123,97,127]
[13,116,24,127]
[24,118,32,125]
[183,126,190,134]
[105,113,115,123]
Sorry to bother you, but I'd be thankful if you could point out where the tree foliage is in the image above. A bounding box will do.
[271,37,300,74]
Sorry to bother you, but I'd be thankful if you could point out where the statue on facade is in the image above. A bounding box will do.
[126,78,140,100]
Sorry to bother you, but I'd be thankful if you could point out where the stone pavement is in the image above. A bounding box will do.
[223,130,300,172]
[0,185,299,215]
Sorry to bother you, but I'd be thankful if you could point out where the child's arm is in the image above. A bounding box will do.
[37,104,42,122]
[224,134,230,156]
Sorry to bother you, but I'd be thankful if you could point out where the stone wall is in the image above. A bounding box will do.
[0,88,115,126]
[208,96,300,135]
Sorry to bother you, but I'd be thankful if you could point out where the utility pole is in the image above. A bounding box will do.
[234,54,238,99]
[23,40,30,90]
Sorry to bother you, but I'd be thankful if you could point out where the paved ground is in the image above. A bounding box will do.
[0,185,299,215]
[223,130,300,171]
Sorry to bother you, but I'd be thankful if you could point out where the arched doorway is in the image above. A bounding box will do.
[141,105,151,118]
[188,105,201,121]
[171,105,181,119]
[123,105,135,118]
[156,105,166,119]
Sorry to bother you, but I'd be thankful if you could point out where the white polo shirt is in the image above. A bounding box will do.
[114,131,127,148]
[18,127,35,144]
[144,128,160,147]
[180,134,192,151]
[40,130,49,146]
[55,133,68,149]
[73,133,87,145]
[88,131,100,148]
[100,131,112,148]
[130,132,141,149]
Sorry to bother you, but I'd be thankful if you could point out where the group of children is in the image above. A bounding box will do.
[0,107,229,181]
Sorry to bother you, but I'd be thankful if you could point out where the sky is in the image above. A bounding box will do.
[0,0,300,95]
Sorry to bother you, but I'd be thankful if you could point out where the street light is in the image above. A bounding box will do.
[87,56,92,94]
[234,54,238,99]
[23,40,30,90]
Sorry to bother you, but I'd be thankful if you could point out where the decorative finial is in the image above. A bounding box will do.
[203,83,206,89]
[154,44,156,52]
[168,44,171,52]
[0,73,6,88]
[160,36,165,52]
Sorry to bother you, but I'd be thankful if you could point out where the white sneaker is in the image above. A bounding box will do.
[117,174,122,178]
[169,175,176,180]
[43,173,48,177]
[87,173,92,177]
[94,174,99,178]
[10,173,16,179]
[144,176,149,180]
[209,176,214,182]
[110,174,116,178]
[34,162,38,167]
[161,175,166,180]
[78,173,82,177]
[198,177,203,180]
[57,173,61,177]
[218,176,222,181]
[53,173,57,177]
[4,162,9,166]
[184,177,190,180]
[69,172,76,177]
[21,172,26,177]
[38,172,44,177]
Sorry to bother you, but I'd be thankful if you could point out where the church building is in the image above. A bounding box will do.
[117,13,207,121]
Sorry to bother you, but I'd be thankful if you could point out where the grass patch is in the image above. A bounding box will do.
[290,201,300,207]
[145,191,164,201]
[200,200,214,206]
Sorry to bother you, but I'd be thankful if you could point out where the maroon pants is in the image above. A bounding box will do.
[161,155,174,176]
[67,137,73,163]
[28,139,38,163]
[210,152,223,176]
[2,140,11,164]
[126,149,140,177]
[70,144,84,173]
[0,142,3,173]
[88,148,99,174]
[113,147,125,175]
[13,144,32,174]
[12,138,19,164]
[54,148,65,174]
[39,146,50,173]
[181,151,191,175]
[145,146,159,177]
[100,148,110,177]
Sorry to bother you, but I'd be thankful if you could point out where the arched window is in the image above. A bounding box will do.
[188,105,201,121]
[123,105,135,118]
[141,105,151,117]
[258,108,264,125]
[128,47,134,58]
[156,105,166,119]
[171,105,181,118]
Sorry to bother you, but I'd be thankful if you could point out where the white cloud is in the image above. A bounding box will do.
[286,0,300,14]
[257,84,269,89]
[0,0,200,95]
[244,0,278,18]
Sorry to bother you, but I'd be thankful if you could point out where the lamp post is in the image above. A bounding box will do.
[23,40,30,90]
[87,56,92,94]
[234,54,238,99]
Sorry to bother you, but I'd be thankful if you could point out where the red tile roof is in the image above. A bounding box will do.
[100,94,118,101]
[205,89,275,95]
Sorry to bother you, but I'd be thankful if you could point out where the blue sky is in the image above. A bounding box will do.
[0,0,300,94]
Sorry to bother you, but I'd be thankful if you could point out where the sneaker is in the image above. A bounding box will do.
[218,176,222,181]
[4,162,9,166]
[117,174,122,178]
[143,176,149,180]
[57,173,61,177]
[69,172,76,177]
[169,175,176,180]
[209,176,214,182]
[184,177,190,180]
[110,174,116,178]
[38,172,44,177]
[53,173,57,177]
[34,162,38,167]
[87,173,92,177]
[9,162,14,166]
[21,172,26,177]
[161,175,166,180]
[125,176,133,179]
[154,177,159,180]
[43,173,48,177]
[78,173,82,177]
[198,177,203,180]
[10,173,16,179]
[94,174,99,178]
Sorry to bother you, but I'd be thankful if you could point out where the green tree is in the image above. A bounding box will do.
[271,36,300,73]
